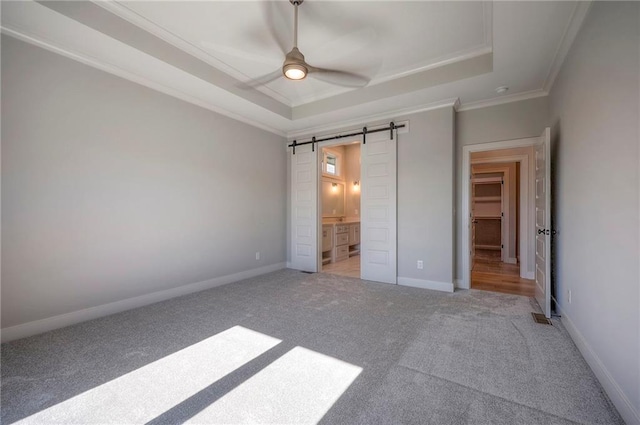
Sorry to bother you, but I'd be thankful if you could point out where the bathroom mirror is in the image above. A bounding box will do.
[322,180,345,217]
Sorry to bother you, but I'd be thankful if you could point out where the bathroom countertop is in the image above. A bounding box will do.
[322,219,360,226]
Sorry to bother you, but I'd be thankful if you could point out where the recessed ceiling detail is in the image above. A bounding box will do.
[1,1,589,135]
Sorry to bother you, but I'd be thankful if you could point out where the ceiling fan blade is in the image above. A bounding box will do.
[307,67,370,88]
[261,1,291,55]
[308,27,377,64]
[236,70,283,89]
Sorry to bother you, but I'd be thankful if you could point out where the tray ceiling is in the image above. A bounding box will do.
[1,1,587,136]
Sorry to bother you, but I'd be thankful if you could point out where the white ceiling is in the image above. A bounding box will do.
[1,1,590,136]
[119,1,489,106]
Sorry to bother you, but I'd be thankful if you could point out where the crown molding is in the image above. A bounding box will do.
[542,1,593,93]
[287,98,458,140]
[456,89,547,112]
[1,26,287,137]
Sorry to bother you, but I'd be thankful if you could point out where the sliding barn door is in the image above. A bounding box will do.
[289,144,318,272]
[360,131,397,284]
[535,128,552,318]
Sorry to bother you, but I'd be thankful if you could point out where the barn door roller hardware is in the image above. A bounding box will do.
[289,122,404,154]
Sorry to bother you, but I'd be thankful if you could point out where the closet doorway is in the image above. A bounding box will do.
[470,158,535,297]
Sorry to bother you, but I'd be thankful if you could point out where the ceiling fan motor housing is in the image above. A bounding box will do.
[283,47,308,80]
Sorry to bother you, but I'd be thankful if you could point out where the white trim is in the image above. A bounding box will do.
[542,1,593,93]
[557,304,640,425]
[461,137,539,289]
[370,47,492,87]
[0,262,286,343]
[457,89,548,112]
[454,279,462,289]
[505,257,517,265]
[287,100,457,140]
[1,27,287,138]
[469,153,531,279]
[398,277,454,293]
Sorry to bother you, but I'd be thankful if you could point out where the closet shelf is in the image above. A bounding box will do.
[474,196,501,203]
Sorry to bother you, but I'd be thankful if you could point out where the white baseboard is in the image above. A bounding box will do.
[558,305,640,425]
[454,279,462,289]
[522,271,534,279]
[398,277,454,293]
[1,262,286,343]
[505,257,518,264]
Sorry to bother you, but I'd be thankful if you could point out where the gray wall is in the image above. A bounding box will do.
[455,97,549,280]
[548,2,640,422]
[397,107,455,285]
[344,144,361,219]
[1,36,287,328]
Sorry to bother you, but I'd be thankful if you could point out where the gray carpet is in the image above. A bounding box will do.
[1,269,623,424]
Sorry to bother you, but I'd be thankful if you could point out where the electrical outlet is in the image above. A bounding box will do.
[256,252,260,261]
[568,289,572,304]
[417,260,423,270]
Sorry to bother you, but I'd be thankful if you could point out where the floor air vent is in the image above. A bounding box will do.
[531,312,553,325]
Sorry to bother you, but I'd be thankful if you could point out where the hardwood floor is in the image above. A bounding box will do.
[322,251,534,297]
[322,255,360,278]
[471,249,535,297]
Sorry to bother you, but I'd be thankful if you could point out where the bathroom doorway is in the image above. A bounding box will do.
[319,142,361,279]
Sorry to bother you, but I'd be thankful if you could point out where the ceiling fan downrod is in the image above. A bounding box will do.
[283,0,307,80]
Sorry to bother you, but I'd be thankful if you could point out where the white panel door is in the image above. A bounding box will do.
[290,144,318,272]
[535,128,551,318]
[361,131,397,284]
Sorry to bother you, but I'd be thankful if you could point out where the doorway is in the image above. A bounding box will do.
[470,161,534,296]
[460,138,537,289]
[461,129,552,318]
[319,143,362,279]
[289,124,399,284]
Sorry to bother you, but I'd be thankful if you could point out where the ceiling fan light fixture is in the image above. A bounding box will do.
[283,63,307,80]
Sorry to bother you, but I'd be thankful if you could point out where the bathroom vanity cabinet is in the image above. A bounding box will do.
[321,221,360,265]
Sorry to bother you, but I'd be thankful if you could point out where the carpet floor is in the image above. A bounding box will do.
[1,269,623,424]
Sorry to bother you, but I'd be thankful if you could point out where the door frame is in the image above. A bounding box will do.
[461,137,538,289]
[316,138,362,273]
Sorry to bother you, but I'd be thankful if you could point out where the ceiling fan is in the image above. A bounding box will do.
[252,0,371,88]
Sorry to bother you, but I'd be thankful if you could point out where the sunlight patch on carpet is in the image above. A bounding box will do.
[16,326,281,424]
[186,346,362,424]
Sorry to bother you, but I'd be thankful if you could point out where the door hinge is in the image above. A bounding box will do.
[501,212,504,217]
[501,244,504,248]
